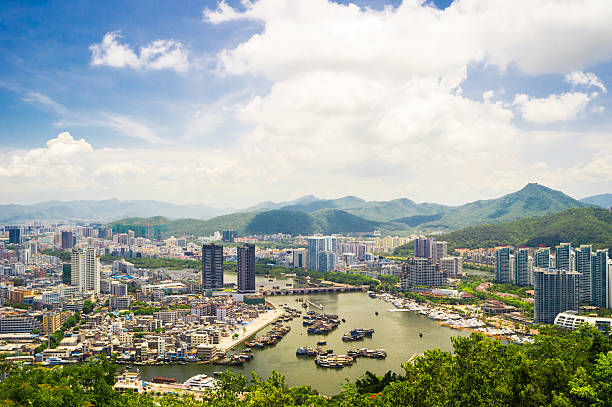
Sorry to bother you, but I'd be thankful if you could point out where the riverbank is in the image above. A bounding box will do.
[374,292,534,344]
[217,303,285,352]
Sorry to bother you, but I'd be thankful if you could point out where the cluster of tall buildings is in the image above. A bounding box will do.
[400,237,463,289]
[307,236,338,272]
[201,243,256,293]
[495,244,612,323]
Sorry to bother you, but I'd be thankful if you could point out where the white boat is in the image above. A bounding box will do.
[182,374,217,390]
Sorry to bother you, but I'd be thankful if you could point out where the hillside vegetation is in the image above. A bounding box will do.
[3,326,612,406]
[439,207,612,251]
[108,184,592,236]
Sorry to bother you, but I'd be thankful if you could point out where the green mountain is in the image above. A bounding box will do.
[109,183,590,236]
[438,207,612,251]
[407,183,590,231]
[110,208,382,237]
[582,193,612,208]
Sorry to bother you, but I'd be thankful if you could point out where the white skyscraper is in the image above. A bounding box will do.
[71,247,101,294]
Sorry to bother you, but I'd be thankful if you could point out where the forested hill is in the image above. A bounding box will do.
[110,208,385,236]
[438,207,612,251]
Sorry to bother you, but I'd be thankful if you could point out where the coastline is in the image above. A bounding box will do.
[216,301,285,352]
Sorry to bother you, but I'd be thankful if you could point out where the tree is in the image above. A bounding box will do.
[82,299,95,314]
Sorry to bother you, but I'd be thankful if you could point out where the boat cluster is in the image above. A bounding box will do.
[342,328,375,341]
[302,311,342,334]
[213,350,254,366]
[315,353,355,368]
[346,348,387,359]
[246,325,291,348]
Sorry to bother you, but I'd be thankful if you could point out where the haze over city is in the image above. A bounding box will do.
[1,0,611,207]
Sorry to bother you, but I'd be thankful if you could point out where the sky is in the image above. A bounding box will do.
[0,0,611,208]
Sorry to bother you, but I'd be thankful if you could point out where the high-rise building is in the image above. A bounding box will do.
[400,258,446,289]
[575,245,593,303]
[514,248,530,286]
[61,231,73,250]
[534,248,551,268]
[318,251,336,272]
[432,241,448,263]
[555,243,572,271]
[439,256,463,278]
[495,247,512,284]
[292,249,308,269]
[8,227,21,244]
[308,237,324,271]
[592,249,609,308]
[237,244,256,293]
[533,267,580,324]
[414,237,434,259]
[323,236,338,255]
[202,244,223,290]
[71,247,101,294]
[222,230,237,243]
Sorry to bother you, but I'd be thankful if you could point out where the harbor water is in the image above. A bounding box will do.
[135,273,470,395]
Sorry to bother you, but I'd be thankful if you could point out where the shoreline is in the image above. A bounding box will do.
[216,301,285,352]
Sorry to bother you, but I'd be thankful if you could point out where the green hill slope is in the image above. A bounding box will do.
[438,207,612,251]
[415,183,589,231]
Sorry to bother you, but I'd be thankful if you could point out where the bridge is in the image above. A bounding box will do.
[263,285,369,296]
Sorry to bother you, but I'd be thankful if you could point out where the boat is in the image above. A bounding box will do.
[182,374,217,390]
[419,333,423,337]
[375,311,379,316]
[152,376,177,384]
[269,279,274,282]
[341,318,346,322]
[43,357,66,365]
[317,341,327,346]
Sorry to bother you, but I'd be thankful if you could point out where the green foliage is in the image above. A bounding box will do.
[393,243,414,257]
[41,249,71,263]
[439,207,612,251]
[4,326,612,406]
[82,299,95,314]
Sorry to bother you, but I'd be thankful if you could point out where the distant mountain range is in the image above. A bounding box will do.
[107,183,596,235]
[438,207,612,252]
[581,194,612,208]
[0,199,232,223]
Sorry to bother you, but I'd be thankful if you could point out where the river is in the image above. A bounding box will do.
[134,273,470,395]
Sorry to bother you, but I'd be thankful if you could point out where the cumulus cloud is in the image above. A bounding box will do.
[564,71,607,93]
[0,132,93,178]
[89,31,190,72]
[197,0,612,203]
[513,92,592,123]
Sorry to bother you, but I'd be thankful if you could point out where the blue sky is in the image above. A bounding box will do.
[0,0,611,206]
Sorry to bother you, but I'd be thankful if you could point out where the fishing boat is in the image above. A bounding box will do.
[152,376,177,384]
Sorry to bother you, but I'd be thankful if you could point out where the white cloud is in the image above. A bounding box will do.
[513,92,592,123]
[564,71,607,93]
[205,0,612,78]
[89,31,190,72]
[98,114,163,143]
[20,92,68,115]
[196,0,612,204]
[0,132,93,178]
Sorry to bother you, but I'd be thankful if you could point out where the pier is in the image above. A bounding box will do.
[307,300,323,309]
[264,285,368,296]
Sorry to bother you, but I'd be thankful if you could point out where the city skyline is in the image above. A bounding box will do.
[1,0,611,207]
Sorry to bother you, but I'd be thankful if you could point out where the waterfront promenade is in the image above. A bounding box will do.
[217,306,285,351]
